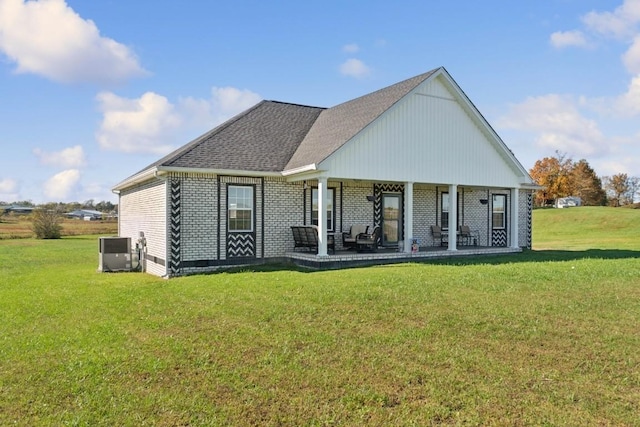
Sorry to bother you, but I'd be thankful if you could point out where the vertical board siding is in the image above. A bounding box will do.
[320,76,520,187]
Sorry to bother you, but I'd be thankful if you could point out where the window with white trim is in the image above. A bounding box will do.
[228,185,254,232]
[311,188,335,231]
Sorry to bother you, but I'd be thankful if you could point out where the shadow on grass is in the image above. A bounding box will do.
[213,248,640,274]
[426,248,640,267]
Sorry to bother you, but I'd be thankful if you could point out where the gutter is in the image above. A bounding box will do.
[281,163,317,176]
[112,167,159,193]
[112,165,283,193]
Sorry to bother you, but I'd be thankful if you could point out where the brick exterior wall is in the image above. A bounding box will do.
[179,175,218,272]
[119,174,534,277]
[263,178,304,256]
[118,179,168,277]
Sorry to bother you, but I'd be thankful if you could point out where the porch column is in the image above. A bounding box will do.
[404,182,414,253]
[510,187,519,249]
[448,184,457,251]
[317,177,328,257]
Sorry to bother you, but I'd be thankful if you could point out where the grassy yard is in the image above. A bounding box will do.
[0,208,639,425]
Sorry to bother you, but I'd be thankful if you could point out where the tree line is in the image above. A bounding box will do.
[529,152,639,208]
[0,199,117,213]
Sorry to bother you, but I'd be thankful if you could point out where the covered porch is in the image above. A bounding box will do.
[296,176,530,258]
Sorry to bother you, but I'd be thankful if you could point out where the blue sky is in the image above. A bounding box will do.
[1,0,639,204]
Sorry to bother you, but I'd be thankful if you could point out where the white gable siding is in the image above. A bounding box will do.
[318,76,522,188]
[119,179,168,277]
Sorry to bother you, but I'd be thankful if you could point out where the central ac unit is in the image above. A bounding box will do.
[98,237,132,272]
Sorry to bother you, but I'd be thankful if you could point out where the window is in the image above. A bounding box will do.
[311,188,334,231]
[441,193,449,229]
[492,194,506,229]
[228,185,254,232]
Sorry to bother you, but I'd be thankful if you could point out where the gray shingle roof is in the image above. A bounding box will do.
[120,68,442,185]
[147,100,324,172]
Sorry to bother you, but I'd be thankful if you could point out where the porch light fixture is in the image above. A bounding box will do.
[366,195,375,202]
[479,198,488,205]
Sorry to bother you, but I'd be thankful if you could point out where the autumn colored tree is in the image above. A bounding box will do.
[529,152,573,207]
[602,173,639,206]
[569,159,607,206]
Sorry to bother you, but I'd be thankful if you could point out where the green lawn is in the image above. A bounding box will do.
[1,208,639,426]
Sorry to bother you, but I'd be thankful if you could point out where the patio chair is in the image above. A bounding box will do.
[342,224,368,250]
[459,225,479,246]
[430,225,447,246]
[355,225,381,252]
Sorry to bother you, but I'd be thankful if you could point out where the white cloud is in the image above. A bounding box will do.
[43,169,80,200]
[582,0,640,40]
[0,178,19,202]
[622,35,640,73]
[550,30,589,48]
[498,94,606,158]
[33,145,86,168]
[0,177,17,193]
[0,177,19,202]
[342,43,359,53]
[339,58,371,78]
[180,86,262,128]
[0,0,147,84]
[96,87,262,154]
[96,91,181,155]
[614,73,640,115]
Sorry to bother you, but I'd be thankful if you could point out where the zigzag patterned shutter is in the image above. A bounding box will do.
[169,179,182,275]
[227,232,256,258]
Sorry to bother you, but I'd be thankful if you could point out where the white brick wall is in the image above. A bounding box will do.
[180,176,218,263]
[119,179,167,277]
[263,178,304,255]
[119,173,534,276]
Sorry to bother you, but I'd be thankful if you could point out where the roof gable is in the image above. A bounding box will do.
[114,67,537,191]
[315,73,530,187]
[284,68,440,171]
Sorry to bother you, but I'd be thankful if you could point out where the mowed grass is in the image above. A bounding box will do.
[1,209,639,425]
[533,206,640,250]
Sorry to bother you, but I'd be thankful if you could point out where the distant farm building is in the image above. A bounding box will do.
[555,197,582,208]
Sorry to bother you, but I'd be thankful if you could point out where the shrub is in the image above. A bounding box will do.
[31,208,62,239]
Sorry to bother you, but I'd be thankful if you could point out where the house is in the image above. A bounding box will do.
[555,196,581,208]
[113,67,540,277]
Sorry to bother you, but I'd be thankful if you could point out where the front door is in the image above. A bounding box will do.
[382,193,402,247]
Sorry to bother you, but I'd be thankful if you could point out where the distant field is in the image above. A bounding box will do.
[0,207,638,425]
[533,206,640,250]
[0,215,117,239]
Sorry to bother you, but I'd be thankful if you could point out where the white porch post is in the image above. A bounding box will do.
[448,184,458,251]
[317,177,328,257]
[404,182,414,253]
[510,188,519,249]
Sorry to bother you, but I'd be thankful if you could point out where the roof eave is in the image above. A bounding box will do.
[112,167,159,193]
[281,163,318,177]
[157,166,282,178]
[112,165,284,193]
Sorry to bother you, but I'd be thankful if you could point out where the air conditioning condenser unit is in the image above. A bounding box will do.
[98,237,132,272]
